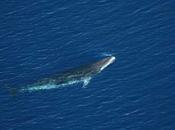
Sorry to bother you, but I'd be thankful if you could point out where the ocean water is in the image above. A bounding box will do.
[1,0,175,130]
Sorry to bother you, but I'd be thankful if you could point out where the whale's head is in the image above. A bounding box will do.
[92,56,116,73]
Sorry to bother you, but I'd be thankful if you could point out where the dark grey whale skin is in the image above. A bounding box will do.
[26,56,116,88]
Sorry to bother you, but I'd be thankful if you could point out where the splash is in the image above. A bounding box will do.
[20,77,91,92]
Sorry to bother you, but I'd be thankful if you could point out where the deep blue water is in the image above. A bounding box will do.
[1,0,175,129]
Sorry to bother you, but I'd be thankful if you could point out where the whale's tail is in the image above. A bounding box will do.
[9,87,19,96]
[3,84,19,96]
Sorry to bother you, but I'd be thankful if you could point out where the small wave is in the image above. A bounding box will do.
[100,52,116,57]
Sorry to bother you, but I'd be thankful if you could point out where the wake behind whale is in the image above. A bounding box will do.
[20,56,116,92]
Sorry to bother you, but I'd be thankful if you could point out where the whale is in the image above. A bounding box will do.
[20,56,116,92]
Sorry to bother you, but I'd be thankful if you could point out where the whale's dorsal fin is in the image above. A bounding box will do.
[82,77,91,88]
